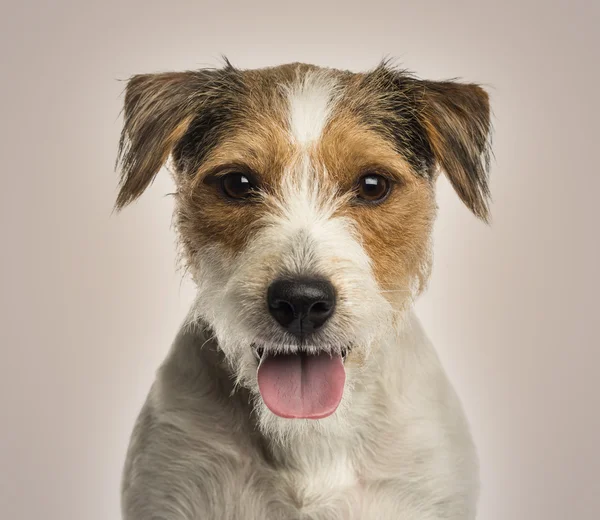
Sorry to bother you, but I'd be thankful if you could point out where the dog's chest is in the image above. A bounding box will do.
[274,451,363,518]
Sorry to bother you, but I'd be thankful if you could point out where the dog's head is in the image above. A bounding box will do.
[116,61,491,440]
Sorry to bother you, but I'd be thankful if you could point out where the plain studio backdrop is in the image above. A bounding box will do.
[1,1,598,519]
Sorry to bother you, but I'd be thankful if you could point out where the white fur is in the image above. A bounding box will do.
[285,70,340,146]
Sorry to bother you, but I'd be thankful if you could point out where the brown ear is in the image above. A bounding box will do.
[115,71,201,209]
[419,80,492,221]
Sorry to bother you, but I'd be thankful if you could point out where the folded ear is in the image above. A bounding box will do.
[419,80,492,221]
[115,71,211,209]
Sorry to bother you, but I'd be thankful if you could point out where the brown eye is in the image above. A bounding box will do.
[356,174,391,203]
[220,172,257,200]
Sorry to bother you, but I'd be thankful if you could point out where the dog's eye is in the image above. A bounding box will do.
[220,173,257,200]
[356,174,391,203]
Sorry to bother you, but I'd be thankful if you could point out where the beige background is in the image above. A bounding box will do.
[1,0,598,519]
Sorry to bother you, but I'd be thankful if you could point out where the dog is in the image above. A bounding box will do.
[116,59,492,520]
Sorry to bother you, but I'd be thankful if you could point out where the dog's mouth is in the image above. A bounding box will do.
[252,344,349,420]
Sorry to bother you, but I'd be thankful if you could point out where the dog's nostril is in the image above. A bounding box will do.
[267,278,336,338]
[309,301,332,317]
[269,299,295,327]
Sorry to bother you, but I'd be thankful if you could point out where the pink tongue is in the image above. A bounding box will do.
[257,352,346,419]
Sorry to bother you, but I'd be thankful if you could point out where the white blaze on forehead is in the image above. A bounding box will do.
[285,70,341,146]
[272,158,335,234]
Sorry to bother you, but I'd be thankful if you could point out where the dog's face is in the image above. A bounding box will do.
[116,61,491,440]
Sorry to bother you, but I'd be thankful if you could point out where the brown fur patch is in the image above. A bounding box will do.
[172,67,298,262]
[316,109,435,296]
[175,126,293,262]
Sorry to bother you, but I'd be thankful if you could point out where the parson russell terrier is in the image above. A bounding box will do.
[116,60,492,520]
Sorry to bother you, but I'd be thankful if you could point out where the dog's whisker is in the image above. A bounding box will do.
[199,334,217,350]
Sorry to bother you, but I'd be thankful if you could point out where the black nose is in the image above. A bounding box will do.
[267,278,336,338]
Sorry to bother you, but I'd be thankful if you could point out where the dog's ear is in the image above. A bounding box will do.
[418,80,492,222]
[115,71,202,209]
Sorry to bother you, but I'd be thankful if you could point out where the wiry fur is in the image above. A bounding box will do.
[116,60,492,519]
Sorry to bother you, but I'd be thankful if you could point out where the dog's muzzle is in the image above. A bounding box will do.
[255,277,346,420]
